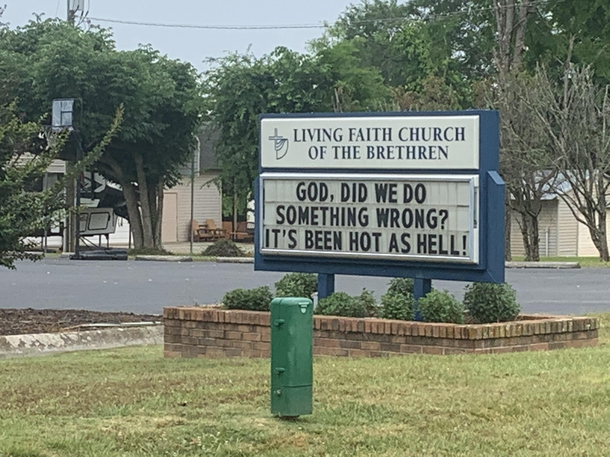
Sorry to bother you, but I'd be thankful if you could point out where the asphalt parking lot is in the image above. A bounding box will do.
[1,259,608,315]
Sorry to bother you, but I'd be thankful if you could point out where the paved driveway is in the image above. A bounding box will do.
[1,259,608,315]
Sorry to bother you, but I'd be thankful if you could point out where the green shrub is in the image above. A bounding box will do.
[417,290,464,324]
[316,292,357,317]
[275,273,317,298]
[381,293,414,321]
[222,286,273,311]
[202,239,244,257]
[316,289,379,318]
[386,278,414,297]
[463,282,521,323]
[357,289,381,318]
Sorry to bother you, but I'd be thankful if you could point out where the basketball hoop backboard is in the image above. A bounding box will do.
[52,99,75,130]
[69,0,86,12]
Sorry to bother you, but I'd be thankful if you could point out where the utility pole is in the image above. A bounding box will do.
[67,0,75,25]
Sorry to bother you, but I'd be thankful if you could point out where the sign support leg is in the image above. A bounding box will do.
[318,274,335,300]
[413,278,431,321]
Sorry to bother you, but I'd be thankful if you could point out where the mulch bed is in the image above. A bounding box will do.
[0,308,162,336]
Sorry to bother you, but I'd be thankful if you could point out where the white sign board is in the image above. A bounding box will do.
[261,116,480,170]
[260,173,479,263]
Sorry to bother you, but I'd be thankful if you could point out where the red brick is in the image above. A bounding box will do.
[338,340,361,349]
[491,346,513,354]
[443,348,468,355]
[260,313,270,326]
[261,333,271,342]
[390,335,406,344]
[361,341,381,351]
[206,329,224,339]
[446,325,454,339]
[473,348,492,354]
[379,342,401,352]
[205,348,227,358]
[357,320,365,333]
[548,342,566,350]
[230,340,255,350]
[391,322,399,335]
[368,351,387,358]
[348,349,369,357]
[224,331,242,340]
[242,332,261,342]
[253,342,271,351]
[422,346,443,355]
[384,322,392,334]
[529,343,549,351]
[364,320,372,333]
[318,338,341,348]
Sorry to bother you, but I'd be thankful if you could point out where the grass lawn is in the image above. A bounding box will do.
[511,256,610,268]
[2,317,610,456]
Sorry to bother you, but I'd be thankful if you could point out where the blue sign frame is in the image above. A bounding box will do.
[254,110,504,288]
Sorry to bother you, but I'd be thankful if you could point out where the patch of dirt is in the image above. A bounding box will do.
[202,239,245,257]
[0,308,162,336]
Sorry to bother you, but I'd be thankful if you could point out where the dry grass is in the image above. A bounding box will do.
[1,315,610,456]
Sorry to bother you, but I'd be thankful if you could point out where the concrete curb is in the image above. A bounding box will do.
[215,257,254,264]
[506,261,581,269]
[0,325,163,359]
[135,255,192,262]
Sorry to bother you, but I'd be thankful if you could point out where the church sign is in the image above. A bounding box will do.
[255,111,505,286]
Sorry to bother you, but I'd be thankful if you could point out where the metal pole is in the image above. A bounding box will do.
[190,136,200,255]
[74,141,82,259]
[67,0,74,24]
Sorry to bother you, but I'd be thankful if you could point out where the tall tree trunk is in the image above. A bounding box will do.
[154,179,164,247]
[526,213,540,261]
[591,194,610,261]
[134,153,154,248]
[121,180,144,249]
[100,156,145,249]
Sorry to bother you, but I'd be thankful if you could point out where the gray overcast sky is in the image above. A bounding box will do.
[3,0,357,71]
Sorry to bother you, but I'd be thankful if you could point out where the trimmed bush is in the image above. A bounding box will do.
[316,289,379,318]
[316,292,358,317]
[463,282,521,323]
[222,286,273,311]
[202,239,244,257]
[275,273,317,298]
[386,278,414,297]
[357,289,381,318]
[418,290,464,324]
[381,293,414,321]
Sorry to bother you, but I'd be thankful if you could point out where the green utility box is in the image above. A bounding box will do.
[270,297,313,418]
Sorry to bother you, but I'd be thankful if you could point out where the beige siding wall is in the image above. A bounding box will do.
[510,200,558,258]
[577,215,610,257]
[168,172,222,242]
[557,199,579,256]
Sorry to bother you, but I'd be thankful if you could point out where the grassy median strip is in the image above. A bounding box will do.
[1,316,609,457]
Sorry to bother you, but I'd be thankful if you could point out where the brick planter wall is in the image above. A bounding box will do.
[163,307,598,358]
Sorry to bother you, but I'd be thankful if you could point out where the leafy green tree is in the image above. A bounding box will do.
[0,102,121,268]
[0,19,203,249]
[324,0,494,108]
[204,45,387,204]
[0,105,58,268]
